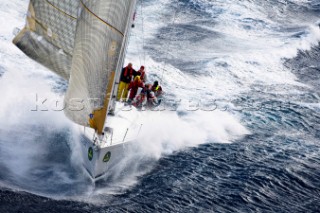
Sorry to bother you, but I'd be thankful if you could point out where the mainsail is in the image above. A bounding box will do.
[13,0,137,134]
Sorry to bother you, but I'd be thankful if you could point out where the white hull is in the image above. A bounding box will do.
[79,103,143,181]
[80,134,131,180]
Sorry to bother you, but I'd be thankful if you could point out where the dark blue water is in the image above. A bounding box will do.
[1,0,320,212]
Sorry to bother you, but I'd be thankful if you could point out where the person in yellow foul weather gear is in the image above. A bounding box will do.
[151,81,163,98]
[117,63,136,101]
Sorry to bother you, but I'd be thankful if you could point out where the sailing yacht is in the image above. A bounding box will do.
[13,0,139,180]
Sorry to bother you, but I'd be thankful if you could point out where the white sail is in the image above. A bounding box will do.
[65,0,136,133]
[13,0,79,79]
[13,0,137,134]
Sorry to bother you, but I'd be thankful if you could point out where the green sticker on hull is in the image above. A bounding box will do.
[103,152,111,163]
[88,147,93,161]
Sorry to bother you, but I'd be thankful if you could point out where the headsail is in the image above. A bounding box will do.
[13,0,137,134]
[13,0,79,79]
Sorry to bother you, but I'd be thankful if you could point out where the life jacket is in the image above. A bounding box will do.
[136,70,145,81]
[152,85,161,92]
[140,71,145,80]
[123,67,133,77]
[151,85,162,97]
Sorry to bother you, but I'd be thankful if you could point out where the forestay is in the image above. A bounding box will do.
[13,0,137,134]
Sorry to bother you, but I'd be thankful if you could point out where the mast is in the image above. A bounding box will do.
[109,0,138,115]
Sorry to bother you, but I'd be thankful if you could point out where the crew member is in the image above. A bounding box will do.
[128,76,144,104]
[147,91,159,106]
[151,81,163,98]
[117,63,136,101]
[135,66,147,83]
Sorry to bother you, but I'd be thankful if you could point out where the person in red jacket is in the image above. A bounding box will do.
[135,66,147,83]
[127,76,144,104]
[117,63,136,101]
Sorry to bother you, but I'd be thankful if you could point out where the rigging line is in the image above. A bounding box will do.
[160,1,179,85]
[141,0,146,65]
[137,0,142,66]
[79,0,124,37]
[138,17,142,66]
[45,0,77,20]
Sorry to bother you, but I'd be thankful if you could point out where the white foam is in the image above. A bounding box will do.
[134,110,249,159]
[1,0,319,200]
